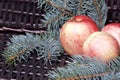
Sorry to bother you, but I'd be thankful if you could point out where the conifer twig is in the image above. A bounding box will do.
[8,44,38,61]
[56,72,111,80]
[77,0,83,15]
[0,27,46,33]
[44,0,74,16]
[3,32,63,65]
[44,13,66,26]
[93,0,103,28]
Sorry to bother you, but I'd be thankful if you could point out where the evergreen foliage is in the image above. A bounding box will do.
[37,0,108,31]
[3,33,39,65]
[36,31,64,65]
[48,55,120,80]
[2,32,63,65]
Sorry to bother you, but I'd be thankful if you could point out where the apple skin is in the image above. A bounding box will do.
[102,23,120,47]
[60,15,99,56]
[82,32,120,62]
[68,15,95,22]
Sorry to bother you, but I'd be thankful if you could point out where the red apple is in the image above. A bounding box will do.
[102,23,120,47]
[82,32,120,62]
[60,15,99,56]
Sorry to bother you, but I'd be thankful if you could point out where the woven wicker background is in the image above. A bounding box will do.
[0,0,120,80]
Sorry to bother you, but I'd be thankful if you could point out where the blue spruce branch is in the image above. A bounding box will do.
[48,55,120,80]
[3,33,40,65]
[37,0,108,31]
[2,32,63,65]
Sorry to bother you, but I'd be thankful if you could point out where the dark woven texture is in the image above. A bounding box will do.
[0,0,43,30]
[105,0,120,23]
[0,0,120,80]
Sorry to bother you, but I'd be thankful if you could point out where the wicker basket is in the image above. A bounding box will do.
[0,0,120,80]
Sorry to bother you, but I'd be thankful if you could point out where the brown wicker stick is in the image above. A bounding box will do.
[0,27,46,33]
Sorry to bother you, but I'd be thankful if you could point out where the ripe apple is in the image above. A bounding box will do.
[60,15,99,56]
[82,32,120,62]
[102,23,120,46]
